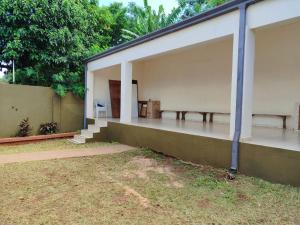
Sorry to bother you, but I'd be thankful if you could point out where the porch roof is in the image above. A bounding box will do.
[84,0,259,64]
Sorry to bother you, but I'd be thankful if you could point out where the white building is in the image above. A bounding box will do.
[75,0,300,186]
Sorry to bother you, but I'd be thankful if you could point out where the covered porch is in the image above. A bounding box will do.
[83,0,300,185]
[91,117,300,186]
[88,16,300,152]
[99,118,300,152]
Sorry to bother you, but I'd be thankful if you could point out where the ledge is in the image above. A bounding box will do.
[0,132,78,145]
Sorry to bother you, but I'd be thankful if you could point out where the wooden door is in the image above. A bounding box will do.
[298,105,300,130]
[109,80,121,118]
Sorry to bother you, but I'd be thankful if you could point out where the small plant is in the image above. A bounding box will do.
[39,122,58,135]
[16,118,32,137]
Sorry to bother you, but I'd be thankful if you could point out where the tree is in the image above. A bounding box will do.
[121,0,228,41]
[122,0,181,41]
[0,0,113,97]
[178,0,229,19]
[106,2,129,46]
[0,0,230,97]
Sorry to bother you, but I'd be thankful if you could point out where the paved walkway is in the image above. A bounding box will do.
[0,144,135,164]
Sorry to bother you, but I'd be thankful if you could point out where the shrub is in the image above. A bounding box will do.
[39,122,58,135]
[16,118,32,137]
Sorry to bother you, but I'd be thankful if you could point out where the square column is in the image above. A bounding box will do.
[120,61,133,123]
[230,22,255,139]
[230,30,239,139]
[241,26,255,139]
[86,70,94,119]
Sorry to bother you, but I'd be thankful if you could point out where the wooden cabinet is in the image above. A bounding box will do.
[147,101,160,119]
[138,100,160,119]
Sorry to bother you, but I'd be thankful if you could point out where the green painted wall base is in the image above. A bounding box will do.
[91,121,300,187]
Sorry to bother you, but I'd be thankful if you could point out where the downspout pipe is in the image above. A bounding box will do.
[83,64,87,129]
[230,3,247,173]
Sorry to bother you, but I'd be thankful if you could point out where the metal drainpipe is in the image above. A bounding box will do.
[83,64,87,129]
[230,3,247,173]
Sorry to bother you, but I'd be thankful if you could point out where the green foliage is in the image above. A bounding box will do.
[121,0,228,41]
[39,122,58,135]
[178,0,229,19]
[107,2,129,46]
[122,0,181,41]
[0,0,229,97]
[0,0,112,97]
[16,118,32,137]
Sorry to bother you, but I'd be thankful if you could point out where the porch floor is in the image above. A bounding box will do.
[97,118,300,152]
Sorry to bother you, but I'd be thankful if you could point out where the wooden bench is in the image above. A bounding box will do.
[160,110,290,129]
[252,114,291,129]
[181,111,209,122]
[160,110,230,123]
[159,110,181,120]
[208,112,230,123]
[182,111,231,123]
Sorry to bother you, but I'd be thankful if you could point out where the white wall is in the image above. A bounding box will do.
[137,38,233,122]
[253,19,300,129]
[93,64,141,118]
[87,0,300,130]
[133,19,300,129]
[93,65,120,118]
[88,11,238,71]
[247,0,300,30]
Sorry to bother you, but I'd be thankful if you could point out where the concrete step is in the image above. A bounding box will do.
[69,138,85,144]
[69,122,106,144]
[88,124,100,133]
[95,120,108,128]
[80,129,94,138]
[73,134,86,144]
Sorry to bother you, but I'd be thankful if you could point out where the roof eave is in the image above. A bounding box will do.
[84,0,260,64]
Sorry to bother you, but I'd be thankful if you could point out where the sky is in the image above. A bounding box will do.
[100,0,179,14]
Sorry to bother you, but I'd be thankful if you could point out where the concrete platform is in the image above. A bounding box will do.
[101,118,300,152]
[89,118,300,186]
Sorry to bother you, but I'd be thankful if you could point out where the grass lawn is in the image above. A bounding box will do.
[0,144,299,225]
[0,139,114,155]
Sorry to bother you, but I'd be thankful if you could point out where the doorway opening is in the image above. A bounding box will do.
[109,80,138,118]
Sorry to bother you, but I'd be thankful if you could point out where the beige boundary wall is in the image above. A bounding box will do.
[0,83,84,138]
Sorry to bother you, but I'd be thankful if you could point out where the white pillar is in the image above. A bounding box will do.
[120,61,132,123]
[230,23,255,139]
[241,26,255,139]
[86,70,94,119]
[230,30,239,139]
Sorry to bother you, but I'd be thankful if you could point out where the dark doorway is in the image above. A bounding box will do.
[109,80,138,118]
[109,80,121,118]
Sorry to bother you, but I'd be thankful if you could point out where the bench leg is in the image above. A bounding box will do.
[209,113,213,123]
[203,113,207,123]
[182,111,187,120]
[176,112,180,120]
[283,116,287,129]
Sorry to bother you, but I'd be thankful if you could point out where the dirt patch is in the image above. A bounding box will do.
[100,171,150,208]
[113,192,129,205]
[124,186,150,208]
[124,156,184,188]
[167,180,184,188]
[197,198,212,209]
[237,192,250,201]
[130,156,157,167]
